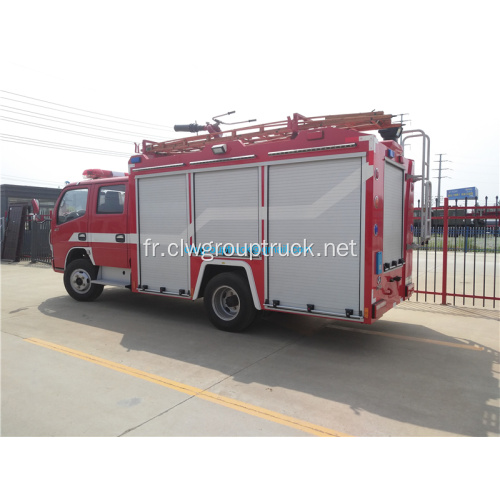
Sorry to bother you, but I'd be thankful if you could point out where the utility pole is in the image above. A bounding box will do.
[396,113,409,125]
[395,113,409,145]
[433,153,452,205]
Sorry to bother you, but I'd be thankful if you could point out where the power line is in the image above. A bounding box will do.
[1,137,130,157]
[0,104,171,140]
[0,90,175,131]
[0,95,175,132]
[0,133,132,157]
[2,132,131,153]
[0,115,135,144]
[0,174,62,187]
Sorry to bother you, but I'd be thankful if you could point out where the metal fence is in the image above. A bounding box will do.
[413,197,499,307]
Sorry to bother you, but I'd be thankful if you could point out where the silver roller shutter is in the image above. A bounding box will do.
[137,174,189,293]
[194,167,259,251]
[383,162,404,268]
[268,157,362,316]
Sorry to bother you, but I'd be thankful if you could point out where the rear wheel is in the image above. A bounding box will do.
[64,258,103,301]
[204,272,257,332]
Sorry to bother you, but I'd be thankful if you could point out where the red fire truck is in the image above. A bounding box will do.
[43,111,431,331]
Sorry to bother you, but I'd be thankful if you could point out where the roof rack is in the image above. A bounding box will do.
[142,111,398,155]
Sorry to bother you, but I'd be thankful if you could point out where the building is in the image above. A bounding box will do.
[1,184,62,218]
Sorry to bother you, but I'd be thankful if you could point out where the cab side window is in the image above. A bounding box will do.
[57,188,88,225]
[97,185,126,214]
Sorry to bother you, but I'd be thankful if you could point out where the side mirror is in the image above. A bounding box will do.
[31,198,40,216]
[30,199,51,222]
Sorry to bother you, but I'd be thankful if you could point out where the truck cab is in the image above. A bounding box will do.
[51,173,131,300]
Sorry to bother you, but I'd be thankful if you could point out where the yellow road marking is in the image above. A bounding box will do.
[328,325,484,351]
[25,338,350,437]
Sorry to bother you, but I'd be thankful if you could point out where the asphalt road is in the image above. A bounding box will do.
[1,261,499,437]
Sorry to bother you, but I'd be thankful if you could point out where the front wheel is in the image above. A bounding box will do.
[204,272,257,332]
[64,258,104,301]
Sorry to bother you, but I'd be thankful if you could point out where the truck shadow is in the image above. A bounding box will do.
[38,287,499,437]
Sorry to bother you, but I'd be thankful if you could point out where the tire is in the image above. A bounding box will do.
[64,258,104,302]
[204,272,257,332]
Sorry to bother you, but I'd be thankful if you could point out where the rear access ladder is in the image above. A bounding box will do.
[402,129,432,244]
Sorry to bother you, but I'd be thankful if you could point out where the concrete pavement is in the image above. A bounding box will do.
[1,261,499,436]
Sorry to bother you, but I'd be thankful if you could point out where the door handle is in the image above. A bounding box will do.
[78,233,86,241]
[115,233,125,243]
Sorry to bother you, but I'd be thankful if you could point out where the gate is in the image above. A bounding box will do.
[20,213,52,265]
[1,204,28,261]
[413,197,499,307]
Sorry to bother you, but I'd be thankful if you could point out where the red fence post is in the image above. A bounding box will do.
[442,198,449,305]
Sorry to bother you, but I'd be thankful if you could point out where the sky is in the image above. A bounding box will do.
[1,0,499,207]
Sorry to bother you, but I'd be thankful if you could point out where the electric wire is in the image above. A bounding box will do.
[0,95,175,132]
[1,137,131,157]
[0,90,161,185]
[0,104,170,140]
[0,90,175,131]
[0,115,135,144]
[0,174,63,187]
[0,133,132,157]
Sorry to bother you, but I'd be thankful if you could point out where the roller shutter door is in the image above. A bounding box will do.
[383,162,404,268]
[194,168,259,251]
[137,174,189,293]
[268,157,362,316]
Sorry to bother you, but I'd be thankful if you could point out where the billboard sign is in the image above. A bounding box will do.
[446,187,479,200]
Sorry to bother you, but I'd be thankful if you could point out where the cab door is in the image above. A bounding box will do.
[89,182,129,269]
[52,187,90,270]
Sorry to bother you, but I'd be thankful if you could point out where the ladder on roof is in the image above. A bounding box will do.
[141,110,399,155]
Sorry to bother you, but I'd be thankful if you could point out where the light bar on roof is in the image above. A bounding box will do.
[82,169,128,179]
